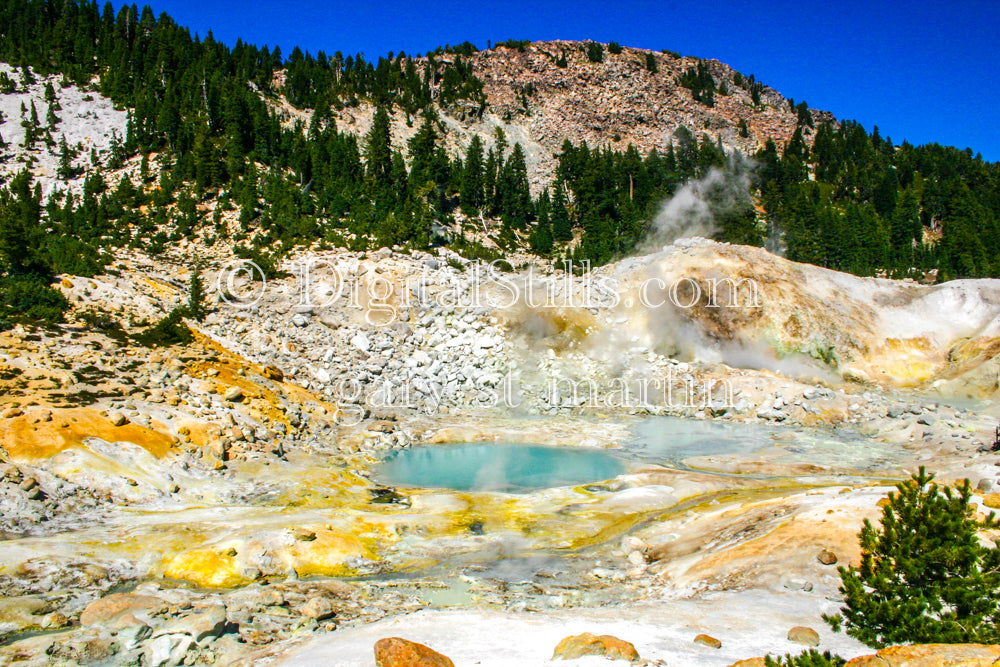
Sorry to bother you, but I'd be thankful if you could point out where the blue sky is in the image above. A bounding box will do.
[122,0,1000,161]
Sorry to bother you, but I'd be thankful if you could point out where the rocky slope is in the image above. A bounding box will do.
[2,33,1000,667]
[2,238,1000,665]
[0,63,127,197]
[271,41,828,191]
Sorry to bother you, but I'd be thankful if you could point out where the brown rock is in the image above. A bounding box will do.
[263,365,284,382]
[374,637,455,667]
[292,527,317,542]
[817,549,838,565]
[79,592,166,626]
[787,626,820,647]
[983,493,1000,510]
[727,660,767,667]
[240,628,272,645]
[154,605,227,643]
[111,612,148,631]
[300,596,335,620]
[552,632,640,662]
[844,643,1000,666]
[693,634,722,649]
[369,420,395,433]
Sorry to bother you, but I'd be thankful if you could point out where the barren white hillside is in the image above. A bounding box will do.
[0,64,128,196]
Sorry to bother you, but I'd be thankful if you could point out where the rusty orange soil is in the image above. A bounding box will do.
[0,408,176,461]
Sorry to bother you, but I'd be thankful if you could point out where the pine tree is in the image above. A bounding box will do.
[530,207,554,254]
[45,102,58,130]
[365,106,393,189]
[57,134,77,179]
[551,184,573,242]
[498,142,532,228]
[890,187,922,254]
[186,264,206,321]
[21,101,40,149]
[460,135,484,213]
[585,42,604,63]
[645,52,658,73]
[483,147,498,215]
[43,81,57,105]
[827,467,1000,647]
[0,171,50,278]
[19,65,34,87]
[407,113,438,189]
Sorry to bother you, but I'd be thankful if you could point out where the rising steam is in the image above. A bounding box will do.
[644,156,756,250]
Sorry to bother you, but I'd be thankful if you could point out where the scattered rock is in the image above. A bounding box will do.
[80,592,166,627]
[787,626,820,647]
[552,632,640,662]
[351,332,371,353]
[693,634,722,649]
[300,596,335,620]
[374,637,455,667]
[263,364,284,381]
[109,412,129,426]
[817,549,838,565]
[983,494,1000,510]
[369,487,409,505]
[145,633,195,667]
[224,387,244,402]
[115,616,153,649]
[155,606,228,644]
[292,527,317,542]
[917,415,937,426]
[977,478,995,493]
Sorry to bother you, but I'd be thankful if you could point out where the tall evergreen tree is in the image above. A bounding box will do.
[460,135,485,213]
[551,184,573,243]
[364,106,393,190]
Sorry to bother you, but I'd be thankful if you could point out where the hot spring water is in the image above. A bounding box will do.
[377,417,896,493]
[377,442,626,492]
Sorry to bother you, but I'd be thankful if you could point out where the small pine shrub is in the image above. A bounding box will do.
[0,274,68,326]
[585,42,604,63]
[645,52,658,73]
[764,650,845,667]
[134,308,192,347]
[827,467,1000,647]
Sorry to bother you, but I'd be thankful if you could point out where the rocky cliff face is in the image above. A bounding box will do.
[308,41,830,190]
[0,42,828,198]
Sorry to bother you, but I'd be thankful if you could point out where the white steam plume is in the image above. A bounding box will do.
[644,156,756,250]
